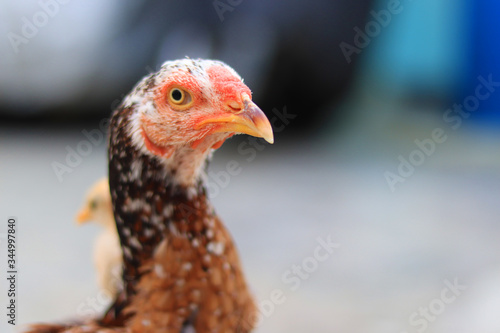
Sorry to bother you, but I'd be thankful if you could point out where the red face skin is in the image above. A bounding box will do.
[140,65,255,159]
[205,65,252,113]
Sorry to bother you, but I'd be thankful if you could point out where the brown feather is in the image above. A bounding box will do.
[25,59,264,332]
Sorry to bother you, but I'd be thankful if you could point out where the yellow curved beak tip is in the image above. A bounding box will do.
[243,100,274,144]
[256,116,274,144]
[76,209,91,225]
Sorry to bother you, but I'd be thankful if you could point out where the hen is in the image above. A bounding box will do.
[27,58,273,333]
[76,177,123,298]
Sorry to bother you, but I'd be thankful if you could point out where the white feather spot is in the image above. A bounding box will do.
[207,242,224,256]
[123,246,132,259]
[129,237,142,250]
[163,204,173,217]
[122,228,131,237]
[124,198,145,212]
[154,264,166,278]
[206,229,214,239]
[186,187,197,200]
[144,228,155,238]
[169,223,179,236]
[150,214,163,228]
[119,173,128,182]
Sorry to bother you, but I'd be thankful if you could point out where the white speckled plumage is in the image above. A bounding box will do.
[26,58,273,333]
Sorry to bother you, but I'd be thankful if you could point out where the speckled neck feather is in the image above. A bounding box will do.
[108,106,203,294]
[102,106,256,331]
[25,59,259,333]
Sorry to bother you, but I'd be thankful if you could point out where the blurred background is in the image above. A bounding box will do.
[1,0,500,332]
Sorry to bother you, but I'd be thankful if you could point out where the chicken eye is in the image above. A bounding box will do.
[90,199,98,210]
[168,87,192,108]
[170,88,184,103]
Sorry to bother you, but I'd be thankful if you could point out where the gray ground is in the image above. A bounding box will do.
[1,123,500,333]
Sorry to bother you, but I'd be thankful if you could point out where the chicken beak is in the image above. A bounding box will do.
[76,207,91,225]
[195,97,274,144]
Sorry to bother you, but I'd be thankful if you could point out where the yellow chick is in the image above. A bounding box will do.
[76,177,123,298]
